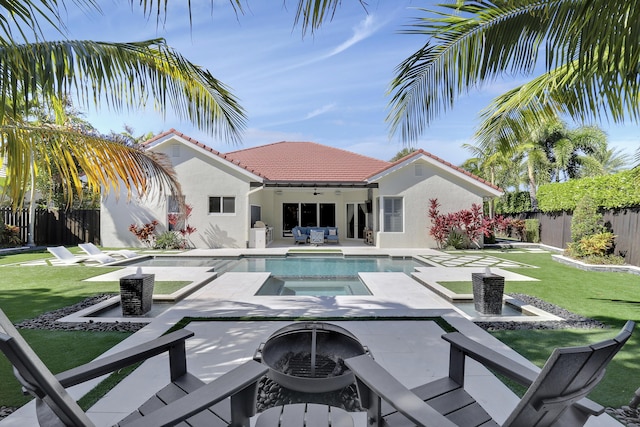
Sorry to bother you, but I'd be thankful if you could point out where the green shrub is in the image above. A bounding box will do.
[537,169,640,212]
[524,219,540,243]
[445,228,469,250]
[494,191,532,214]
[566,232,616,259]
[578,232,616,257]
[153,231,181,249]
[571,196,605,243]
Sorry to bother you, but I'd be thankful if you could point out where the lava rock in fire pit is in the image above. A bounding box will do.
[255,376,361,413]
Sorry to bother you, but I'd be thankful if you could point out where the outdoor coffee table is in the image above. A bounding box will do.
[310,230,325,245]
[255,403,354,427]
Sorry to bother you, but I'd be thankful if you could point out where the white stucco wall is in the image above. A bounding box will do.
[373,158,496,249]
[101,136,257,248]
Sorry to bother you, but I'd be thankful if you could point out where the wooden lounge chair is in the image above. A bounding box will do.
[47,246,115,265]
[0,307,268,427]
[346,321,634,427]
[78,242,139,259]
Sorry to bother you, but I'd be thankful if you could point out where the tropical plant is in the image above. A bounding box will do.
[570,195,605,243]
[168,204,197,249]
[0,0,246,210]
[129,220,160,247]
[386,1,640,154]
[153,231,182,250]
[428,198,502,249]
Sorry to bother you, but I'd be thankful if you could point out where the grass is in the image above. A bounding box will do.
[0,248,638,410]
[437,281,473,294]
[0,248,191,408]
[440,251,640,407]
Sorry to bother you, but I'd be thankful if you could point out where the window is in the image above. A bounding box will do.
[167,195,184,231]
[209,196,235,214]
[383,197,403,232]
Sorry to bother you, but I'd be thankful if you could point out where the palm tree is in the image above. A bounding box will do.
[460,140,515,217]
[386,1,640,150]
[580,146,630,177]
[0,1,246,210]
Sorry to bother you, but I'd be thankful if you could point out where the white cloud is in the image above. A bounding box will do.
[325,14,379,58]
[305,104,336,120]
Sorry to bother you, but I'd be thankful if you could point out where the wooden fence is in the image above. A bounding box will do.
[510,208,640,267]
[1,208,100,246]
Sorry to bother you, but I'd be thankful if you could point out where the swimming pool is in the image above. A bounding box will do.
[124,255,430,296]
[226,256,425,276]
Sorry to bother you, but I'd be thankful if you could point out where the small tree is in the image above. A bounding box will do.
[570,195,605,242]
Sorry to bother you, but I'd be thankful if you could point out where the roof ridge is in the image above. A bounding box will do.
[225,141,391,164]
[368,148,501,191]
[142,129,266,179]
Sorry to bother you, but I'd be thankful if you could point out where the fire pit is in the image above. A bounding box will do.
[254,322,369,393]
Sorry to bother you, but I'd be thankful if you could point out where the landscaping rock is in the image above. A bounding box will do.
[14,294,147,333]
[475,293,606,332]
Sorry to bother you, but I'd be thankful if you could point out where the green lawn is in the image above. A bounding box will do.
[0,248,189,407]
[0,248,638,410]
[441,251,640,407]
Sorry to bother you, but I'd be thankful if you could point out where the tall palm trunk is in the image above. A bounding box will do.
[528,161,538,211]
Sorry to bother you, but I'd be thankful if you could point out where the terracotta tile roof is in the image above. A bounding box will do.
[224,141,390,182]
[143,130,500,192]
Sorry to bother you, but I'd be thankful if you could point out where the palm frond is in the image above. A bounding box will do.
[0,39,246,143]
[475,58,640,153]
[388,0,640,143]
[0,123,181,208]
[0,0,100,43]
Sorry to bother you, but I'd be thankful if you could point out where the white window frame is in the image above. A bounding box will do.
[208,196,236,215]
[167,195,185,231]
[381,196,404,233]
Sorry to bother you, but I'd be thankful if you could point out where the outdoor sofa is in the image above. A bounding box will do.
[292,226,339,244]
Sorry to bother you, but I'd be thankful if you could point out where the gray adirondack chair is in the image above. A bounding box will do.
[0,308,267,427]
[346,321,634,427]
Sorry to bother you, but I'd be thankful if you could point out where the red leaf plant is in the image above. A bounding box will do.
[428,198,509,249]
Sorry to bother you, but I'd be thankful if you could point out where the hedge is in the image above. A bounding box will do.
[537,169,640,212]
[494,191,532,214]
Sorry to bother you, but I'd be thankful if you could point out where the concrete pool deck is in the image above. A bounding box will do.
[0,247,622,426]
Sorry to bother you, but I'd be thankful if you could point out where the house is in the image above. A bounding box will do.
[100,129,502,248]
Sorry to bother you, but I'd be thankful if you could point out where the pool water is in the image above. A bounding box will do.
[124,255,429,297]
[256,276,371,296]
[227,257,425,276]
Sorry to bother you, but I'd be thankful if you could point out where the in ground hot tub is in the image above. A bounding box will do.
[253,322,369,393]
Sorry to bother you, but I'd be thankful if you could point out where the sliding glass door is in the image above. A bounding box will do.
[346,203,367,239]
[282,202,335,236]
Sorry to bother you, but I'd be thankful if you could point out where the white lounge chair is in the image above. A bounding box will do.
[78,242,139,259]
[47,246,115,265]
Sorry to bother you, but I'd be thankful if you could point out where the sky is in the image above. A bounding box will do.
[48,0,640,166]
